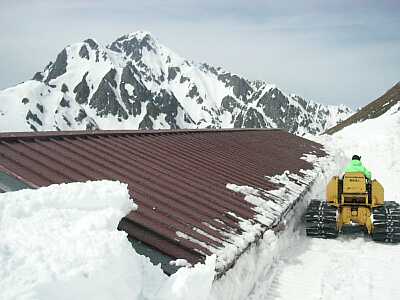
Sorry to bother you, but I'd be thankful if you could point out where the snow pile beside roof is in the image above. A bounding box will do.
[209,153,336,300]
[0,181,141,299]
[214,157,321,271]
[0,180,219,300]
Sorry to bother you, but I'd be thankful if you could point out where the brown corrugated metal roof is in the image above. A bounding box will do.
[0,128,325,272]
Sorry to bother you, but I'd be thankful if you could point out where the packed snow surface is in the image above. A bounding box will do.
[252,104,400,299]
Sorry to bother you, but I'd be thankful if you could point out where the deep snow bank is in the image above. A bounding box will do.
[249,105,400,300]
[0,180,218,300]
[206,152,339,300]
[0,180,143,299]
[317,103,400,202]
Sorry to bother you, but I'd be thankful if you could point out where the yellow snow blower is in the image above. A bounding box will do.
[305,172,400,243]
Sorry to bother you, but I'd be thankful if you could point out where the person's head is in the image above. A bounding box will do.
[352,155,361,161]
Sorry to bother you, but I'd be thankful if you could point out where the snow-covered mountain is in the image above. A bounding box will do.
[0,31,352,134]
[326,81,400,134]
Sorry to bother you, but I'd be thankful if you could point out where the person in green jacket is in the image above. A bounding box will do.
[344,155,372,180]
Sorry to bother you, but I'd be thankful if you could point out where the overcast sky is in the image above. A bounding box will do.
[0,0,399,108]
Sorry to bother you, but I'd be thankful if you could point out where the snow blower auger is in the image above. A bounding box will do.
[305,172,400,243]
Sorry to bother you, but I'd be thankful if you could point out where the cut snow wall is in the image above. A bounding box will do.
[208,152,337,300]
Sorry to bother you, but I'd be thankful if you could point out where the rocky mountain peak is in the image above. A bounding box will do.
[0,31,353,135]
[108,31,158,61]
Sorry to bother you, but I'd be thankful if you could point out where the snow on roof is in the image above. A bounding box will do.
[0,128,326,274]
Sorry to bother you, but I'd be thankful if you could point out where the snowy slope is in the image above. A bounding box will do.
[327,102,400,201]
[326,81,400,134]
[0,31,352,135]
[250,103,400,299]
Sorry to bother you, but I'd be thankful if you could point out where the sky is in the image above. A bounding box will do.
[0,0,399,108]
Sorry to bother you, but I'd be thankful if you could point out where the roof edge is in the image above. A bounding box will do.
[0,128,284,141]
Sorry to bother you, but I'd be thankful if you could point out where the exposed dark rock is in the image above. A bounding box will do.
[26,110,43,126]
[235,108,266,128]
[84,39,99,50]
[73,72,90,104]
[188,85,200,98]
[295,95,308,109]
[89,68,128,119]
[30,124,38,131]
[120,62,151,117]
[256,88,288,129]
[180,76,190,84]
[84,39,99,62]
[61,83,69,93]
[22,98,29,105]
[158,71,165,83]
[153,90,182,128]
[183,112,194,125]
[75,109,87,122]
[79,45,90,60]
[168,67,179,81]
[139,114,153,129]
[62,115,71,127]
[32,72,44,81]
[139,90,183,129]
[196,97,204,104]
[233,112,244,128]
[86,119,99,130]
[59,97,70,108]
[218,73,252,102]
[108,33,155,61]
[36,103,44,114]
[221,95,240,113]
[45,49,68,83]
[200,63,219,76]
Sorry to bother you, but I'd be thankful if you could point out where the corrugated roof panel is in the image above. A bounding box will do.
[0,129,325,273]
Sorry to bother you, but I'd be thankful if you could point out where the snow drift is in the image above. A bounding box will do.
[0,180,219,300]
[0,181,141,299]
[0,166,330,300]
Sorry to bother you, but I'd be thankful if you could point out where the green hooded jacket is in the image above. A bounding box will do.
[344,159,372,180]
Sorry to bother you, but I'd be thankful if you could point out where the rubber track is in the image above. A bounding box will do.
[305,199,338,239]
[372,201,400,243]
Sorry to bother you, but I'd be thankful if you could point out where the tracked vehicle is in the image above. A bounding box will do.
[305,172,400,243]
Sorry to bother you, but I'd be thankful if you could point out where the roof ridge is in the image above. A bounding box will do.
[0,128,283,141]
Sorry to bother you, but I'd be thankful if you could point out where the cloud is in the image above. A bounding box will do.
[0,0,399,108]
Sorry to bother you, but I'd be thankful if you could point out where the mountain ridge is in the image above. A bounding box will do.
[325,81,400,135]
[0,31,353,135]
